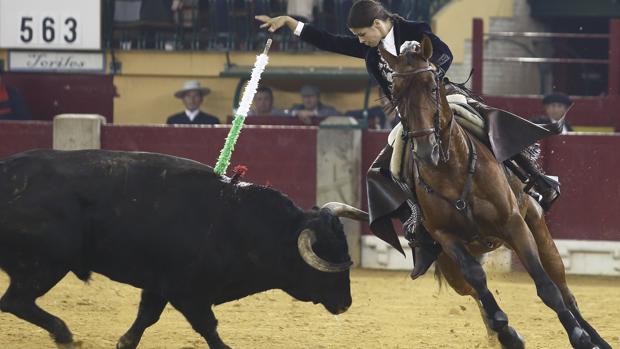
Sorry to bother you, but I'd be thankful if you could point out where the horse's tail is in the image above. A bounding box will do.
[433,255,486,292]
[433,263,445,291]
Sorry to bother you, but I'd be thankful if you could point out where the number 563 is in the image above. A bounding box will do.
[19,15,79,45]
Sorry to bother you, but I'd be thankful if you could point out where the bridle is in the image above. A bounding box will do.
[392,60,480,233]
[392,63,453,163]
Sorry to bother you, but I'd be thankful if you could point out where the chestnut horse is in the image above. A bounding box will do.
[378,37,610,349]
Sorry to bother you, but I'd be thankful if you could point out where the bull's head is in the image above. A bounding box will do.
[291,202,368,314]
[297,202,368,273]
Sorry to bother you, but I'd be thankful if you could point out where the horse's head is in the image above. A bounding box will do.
[380,36,451,166]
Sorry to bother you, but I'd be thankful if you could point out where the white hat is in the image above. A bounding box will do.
[174,80,211,98]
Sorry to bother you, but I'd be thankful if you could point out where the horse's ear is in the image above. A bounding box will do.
[421,35,433,61]
[378,45,399,69]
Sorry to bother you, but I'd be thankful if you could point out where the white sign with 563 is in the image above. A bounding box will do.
[0,0,100,50]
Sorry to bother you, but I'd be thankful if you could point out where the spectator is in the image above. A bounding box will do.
[166,80,220,124]
[248,86,286,116]
[290,85,339,124]
[532,92,573,134]
[0,70,31,121]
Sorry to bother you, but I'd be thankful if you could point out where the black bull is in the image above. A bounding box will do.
[0,149,368,349]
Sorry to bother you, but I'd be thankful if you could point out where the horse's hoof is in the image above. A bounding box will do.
[117,335,138,349]
[498,326,524,349]
[569,327,597,349]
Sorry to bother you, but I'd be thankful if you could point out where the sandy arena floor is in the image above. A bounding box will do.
[0,268,618,349]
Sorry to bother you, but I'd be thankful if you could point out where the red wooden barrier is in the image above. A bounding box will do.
[542,134,620,240]
[0,121,52,159]
[101,125,318,209]
[1,73,115,123]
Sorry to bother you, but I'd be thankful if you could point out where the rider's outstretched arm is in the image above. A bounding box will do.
[256,15,368,59]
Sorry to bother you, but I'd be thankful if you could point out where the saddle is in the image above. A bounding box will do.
[443,84,566,163]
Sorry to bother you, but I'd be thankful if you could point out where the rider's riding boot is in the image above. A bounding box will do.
[409,226,442,280]
[512,153,561,211]
[395,203,442,280]
[531,174,561,211]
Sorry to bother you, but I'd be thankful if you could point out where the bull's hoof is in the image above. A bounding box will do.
[498,326,524,349]
[569,327,598,349]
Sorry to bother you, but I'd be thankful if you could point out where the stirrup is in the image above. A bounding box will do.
[409,241,441,280]
[534,175,561,211]
[408,227,441,280]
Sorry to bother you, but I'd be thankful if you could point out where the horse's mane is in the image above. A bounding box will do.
[443,75,484,103]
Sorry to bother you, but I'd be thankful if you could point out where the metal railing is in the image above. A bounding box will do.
[471,18,620,96]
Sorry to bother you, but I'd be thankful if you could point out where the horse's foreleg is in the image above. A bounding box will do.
[506,213,597,349]
[436,254,501,348]
[524,198,611,349]
[433,232,524,349]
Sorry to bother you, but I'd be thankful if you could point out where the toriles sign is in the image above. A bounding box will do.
[8,51,105,73]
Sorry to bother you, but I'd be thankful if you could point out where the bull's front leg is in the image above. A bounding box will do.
[169,297,231,349]
[117,289,167,349]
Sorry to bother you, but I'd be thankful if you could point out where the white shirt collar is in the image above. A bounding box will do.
[185,109,200,121]
[381,25,397,56]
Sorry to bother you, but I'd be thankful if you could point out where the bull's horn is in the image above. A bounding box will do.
[321,202,369,222]
[297,229,353,273]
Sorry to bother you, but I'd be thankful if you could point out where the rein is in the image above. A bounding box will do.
[392,63,453,163]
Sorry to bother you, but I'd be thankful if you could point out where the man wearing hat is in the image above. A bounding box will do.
[289,84,339,124]
[166,80,220,125]
[532,92,573,134]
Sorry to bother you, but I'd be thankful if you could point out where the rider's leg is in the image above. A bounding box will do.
[453,91,561,212]
[512,153,560,211]
[395,203,442,279]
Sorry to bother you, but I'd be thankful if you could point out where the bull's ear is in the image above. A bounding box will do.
[421,35,433,61]
[378,44,399,69]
